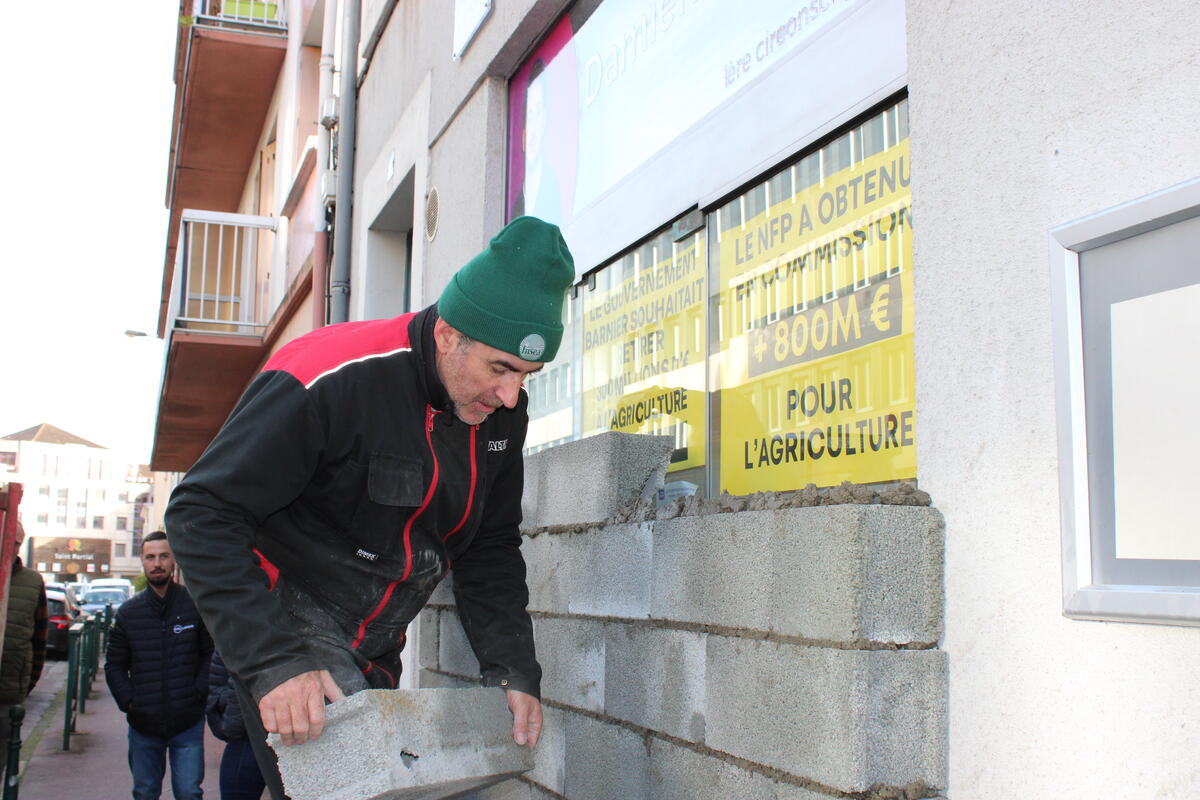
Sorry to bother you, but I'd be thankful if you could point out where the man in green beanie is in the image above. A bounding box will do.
[167,217,574,799]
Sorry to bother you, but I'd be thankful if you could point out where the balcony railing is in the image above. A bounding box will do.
[192,0,287,31]
[167,210,275,337]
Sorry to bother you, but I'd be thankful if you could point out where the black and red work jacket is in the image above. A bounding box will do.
[166,306,540,704]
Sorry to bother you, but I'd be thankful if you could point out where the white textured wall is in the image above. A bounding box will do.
[907,1,1200,796]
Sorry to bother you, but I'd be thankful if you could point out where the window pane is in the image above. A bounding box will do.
[709,99,915,495]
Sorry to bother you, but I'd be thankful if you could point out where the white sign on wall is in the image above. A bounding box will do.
[1111,283,1200,560]
[453,0,492,60]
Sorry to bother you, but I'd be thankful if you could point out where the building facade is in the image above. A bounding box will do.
[149,1,1200,797]
[152,0,335,472]
[1,424,150,580]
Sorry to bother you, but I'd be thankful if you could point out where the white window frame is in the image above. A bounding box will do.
[1049,176,1200,626]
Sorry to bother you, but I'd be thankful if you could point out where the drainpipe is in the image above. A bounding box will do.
[312,0,340,329]
[329,0,361,324]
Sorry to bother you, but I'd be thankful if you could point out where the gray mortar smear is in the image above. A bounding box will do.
[524,481,931,536]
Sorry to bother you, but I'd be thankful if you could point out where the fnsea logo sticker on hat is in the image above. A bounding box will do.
[519,333,546,360]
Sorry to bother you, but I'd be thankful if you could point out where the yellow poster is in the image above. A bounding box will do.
[581,232,707,471]
[715,140,915,493]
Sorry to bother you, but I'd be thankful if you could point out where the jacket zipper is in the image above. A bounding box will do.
[442,423,478,544]
[351,405,440,649]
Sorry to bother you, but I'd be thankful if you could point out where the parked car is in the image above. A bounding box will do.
[80,587,128,617]
[46,581,86,611]
[46,588,85,656]
[88,578,134,599]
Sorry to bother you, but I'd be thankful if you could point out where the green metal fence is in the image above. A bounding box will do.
[61,606,111,752]
[3,705,25,800]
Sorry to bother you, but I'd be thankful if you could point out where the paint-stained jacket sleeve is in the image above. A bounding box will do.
[166,369,326,702]
[450,415,541,698]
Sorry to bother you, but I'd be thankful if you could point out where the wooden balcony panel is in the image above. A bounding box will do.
[151,330,266,472]
[160,26,287,335]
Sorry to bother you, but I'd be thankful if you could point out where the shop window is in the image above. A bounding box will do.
[520,91,910,499]
[709,99,914,496]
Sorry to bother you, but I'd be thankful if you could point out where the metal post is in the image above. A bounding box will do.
[63,626,80,749]
[4,704,24,799]
[330,0,362,323]
[102,604,113,651]
[78,621,89,715]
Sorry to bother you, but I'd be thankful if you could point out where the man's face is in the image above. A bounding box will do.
[141,540,175,588]
[434,319,543,425]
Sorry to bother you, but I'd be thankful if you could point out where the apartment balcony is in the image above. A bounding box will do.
[152,210,275,472]
[160,0,288,331]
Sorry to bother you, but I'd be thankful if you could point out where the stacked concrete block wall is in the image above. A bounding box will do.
[420,432,948,799]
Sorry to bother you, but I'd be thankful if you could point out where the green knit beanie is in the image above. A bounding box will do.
[438,216,575,362]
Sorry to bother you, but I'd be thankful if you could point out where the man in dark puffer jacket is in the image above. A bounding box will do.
[106,531,213,800]
[207,650,266,800]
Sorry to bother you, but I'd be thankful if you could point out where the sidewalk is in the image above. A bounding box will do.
[15,657,231,799]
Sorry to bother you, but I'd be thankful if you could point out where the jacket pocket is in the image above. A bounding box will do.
[347,453,425,557]
[367,454,424,507]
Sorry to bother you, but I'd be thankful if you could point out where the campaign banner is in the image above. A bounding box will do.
[714,139,914,493]
[581,233,707,470]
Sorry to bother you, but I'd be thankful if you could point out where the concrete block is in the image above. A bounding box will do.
[769,506,944,644]
[418,669,472,689]
[534,616,606,712]
[525,523,653,618]
[465,778,535,800]
[648,738,827,800]
[651,506,944,644]
[417,608,440,671]
[560,708,651,800]
[269,688,533,800]
[439,608,479,678]
[704,637,946,792]
[604,626,706,743]
[522,432,672,528]
[526,704,569,794]
[858,506,945,644]
[650,513,775,632]
[427,572,457,607]
[775,784,843,800]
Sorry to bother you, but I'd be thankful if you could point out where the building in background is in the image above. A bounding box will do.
[145,0,1200,797]
[142,471,183,537]
[0,424,149,580]
[151,0,336,473]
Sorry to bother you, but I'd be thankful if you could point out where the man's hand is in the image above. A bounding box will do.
[259,670,345,746]
[505,688,542,749]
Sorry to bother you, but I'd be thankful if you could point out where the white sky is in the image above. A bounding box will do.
[1,4,180,463]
